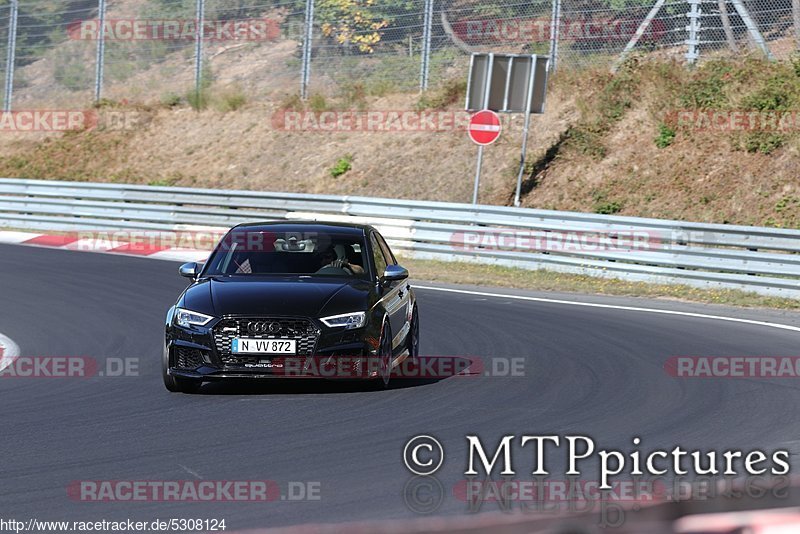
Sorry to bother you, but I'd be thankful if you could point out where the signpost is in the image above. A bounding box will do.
[465,53,550,206]
[468,110,501,205]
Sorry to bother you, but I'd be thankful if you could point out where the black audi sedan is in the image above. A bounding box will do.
[163,222,419,393]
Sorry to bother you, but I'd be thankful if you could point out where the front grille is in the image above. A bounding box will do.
[175,347,204,370]
[213,317,320,366]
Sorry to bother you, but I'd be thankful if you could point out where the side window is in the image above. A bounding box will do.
[375,233,397,265]
[370,233,388,276]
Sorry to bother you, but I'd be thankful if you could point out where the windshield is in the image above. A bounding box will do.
[202,228,370,279]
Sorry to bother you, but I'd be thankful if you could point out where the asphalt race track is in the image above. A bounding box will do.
[3,243,800,529]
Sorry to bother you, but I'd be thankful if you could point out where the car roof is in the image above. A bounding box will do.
[229,221,372,236]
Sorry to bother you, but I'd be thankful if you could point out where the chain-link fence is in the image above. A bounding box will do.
[0,0,797,109]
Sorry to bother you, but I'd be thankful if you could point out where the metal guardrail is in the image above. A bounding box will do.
[0,178,799,298]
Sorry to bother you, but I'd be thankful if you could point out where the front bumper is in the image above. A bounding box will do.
[166,315,375,380]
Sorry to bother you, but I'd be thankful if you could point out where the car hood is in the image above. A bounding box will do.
[180,276,373,319]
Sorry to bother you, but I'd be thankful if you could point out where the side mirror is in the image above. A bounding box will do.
[179,262,199,279]
[380,264,409,285]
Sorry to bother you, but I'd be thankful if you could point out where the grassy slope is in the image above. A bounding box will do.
[520,57,800,228]
[0,57,799,228]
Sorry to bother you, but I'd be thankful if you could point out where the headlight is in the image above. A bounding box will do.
[320,311,366,330]
[175,308,214,328]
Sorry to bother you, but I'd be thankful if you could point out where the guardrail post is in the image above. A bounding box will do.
[300,0,315,99]
[419,0,433,91]
[94,0,107,103]
[3,0,19,113]
[194,0,206,103]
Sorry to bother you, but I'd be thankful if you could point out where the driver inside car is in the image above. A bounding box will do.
[318,246,364,275]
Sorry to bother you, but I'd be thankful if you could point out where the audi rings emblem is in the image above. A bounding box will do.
[247,321,281,334]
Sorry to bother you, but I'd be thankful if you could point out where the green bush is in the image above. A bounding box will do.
[161,92,182,107]
[329,155,353,178]
[279,93,305,111]
[567,127,607,159]
[214,87,247,112]
[186,89,209,111]
[599,70,636,121]
[654,123,676,148]
[594,201,623,215]
[679,60,733,109]
[742,133,784,154]
[308,93,329,113]
[147,176,179,187]
[92,98,121,109]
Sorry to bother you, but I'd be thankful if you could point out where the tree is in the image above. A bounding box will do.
[317,0,389,53]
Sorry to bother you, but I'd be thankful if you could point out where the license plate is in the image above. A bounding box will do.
[232,338,296,355]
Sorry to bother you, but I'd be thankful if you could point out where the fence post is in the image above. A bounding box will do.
[685,0,701,63]
[419,0,433,91]
[794,0,800,50]
[614,0,666,72]
[718,0,738,53]
[548,0,561,71]
[194,0,206,102]
[729,0,773,59]
[94,0,107,103]
[3,0,19,113]
[300,0,315,99]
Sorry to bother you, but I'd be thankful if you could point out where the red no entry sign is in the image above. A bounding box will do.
[468,110,501,146]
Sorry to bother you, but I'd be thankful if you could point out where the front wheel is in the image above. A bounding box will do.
[164,372,202,394]
[378,321,393,388]
[163,346,201,393]
[407,306,419,360]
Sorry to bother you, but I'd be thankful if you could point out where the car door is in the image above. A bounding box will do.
[373,231,410,349]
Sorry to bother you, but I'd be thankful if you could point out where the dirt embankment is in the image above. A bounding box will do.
[0,50,799,228]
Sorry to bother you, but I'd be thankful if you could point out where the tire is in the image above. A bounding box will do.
[164,372,202,394]
[407,306,419,361]
[163,346,201,394]
[378,321,393,388]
